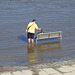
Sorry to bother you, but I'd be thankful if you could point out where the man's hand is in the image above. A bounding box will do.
[26,26,29,32]
[26,29,27,32]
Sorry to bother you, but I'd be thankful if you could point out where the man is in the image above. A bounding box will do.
[26,19,41,44]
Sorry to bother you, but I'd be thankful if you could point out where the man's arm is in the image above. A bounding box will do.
[26,26,29,32]
[35,24,42,30]
[36,28,42,30]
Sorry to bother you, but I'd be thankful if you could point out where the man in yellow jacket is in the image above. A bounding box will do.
[26,19,41,44]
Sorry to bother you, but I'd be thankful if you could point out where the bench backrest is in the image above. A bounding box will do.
[36,31,62,40]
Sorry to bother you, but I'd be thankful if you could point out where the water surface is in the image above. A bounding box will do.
[0,0,75,66]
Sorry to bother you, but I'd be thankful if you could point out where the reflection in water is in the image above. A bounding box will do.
[34,42,62,63]
[35,41,62,53]
[27,44,36,63]
[27,42,62,63]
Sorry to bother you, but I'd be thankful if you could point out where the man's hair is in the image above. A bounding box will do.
[32,19,36,22]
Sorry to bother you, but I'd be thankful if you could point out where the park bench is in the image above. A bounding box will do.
[35,31,62,43]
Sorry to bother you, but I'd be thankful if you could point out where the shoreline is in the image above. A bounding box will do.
[0,58,75,73]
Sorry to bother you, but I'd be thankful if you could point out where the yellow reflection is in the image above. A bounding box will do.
[27,44,36,63]
[35,41,62,53]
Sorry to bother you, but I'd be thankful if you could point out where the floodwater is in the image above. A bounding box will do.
[0,0,75,66]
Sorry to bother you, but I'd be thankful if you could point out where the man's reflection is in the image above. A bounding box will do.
[27,41,62,63]
[27,44,36,63]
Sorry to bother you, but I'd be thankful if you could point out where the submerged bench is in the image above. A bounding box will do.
[35,31,62,43]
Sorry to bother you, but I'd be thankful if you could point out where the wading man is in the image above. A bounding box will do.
[26,19,41,44]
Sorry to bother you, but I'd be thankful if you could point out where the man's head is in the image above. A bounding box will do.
[32,19,36,22]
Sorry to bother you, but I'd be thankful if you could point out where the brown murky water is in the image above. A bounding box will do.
[0,0,75,66]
